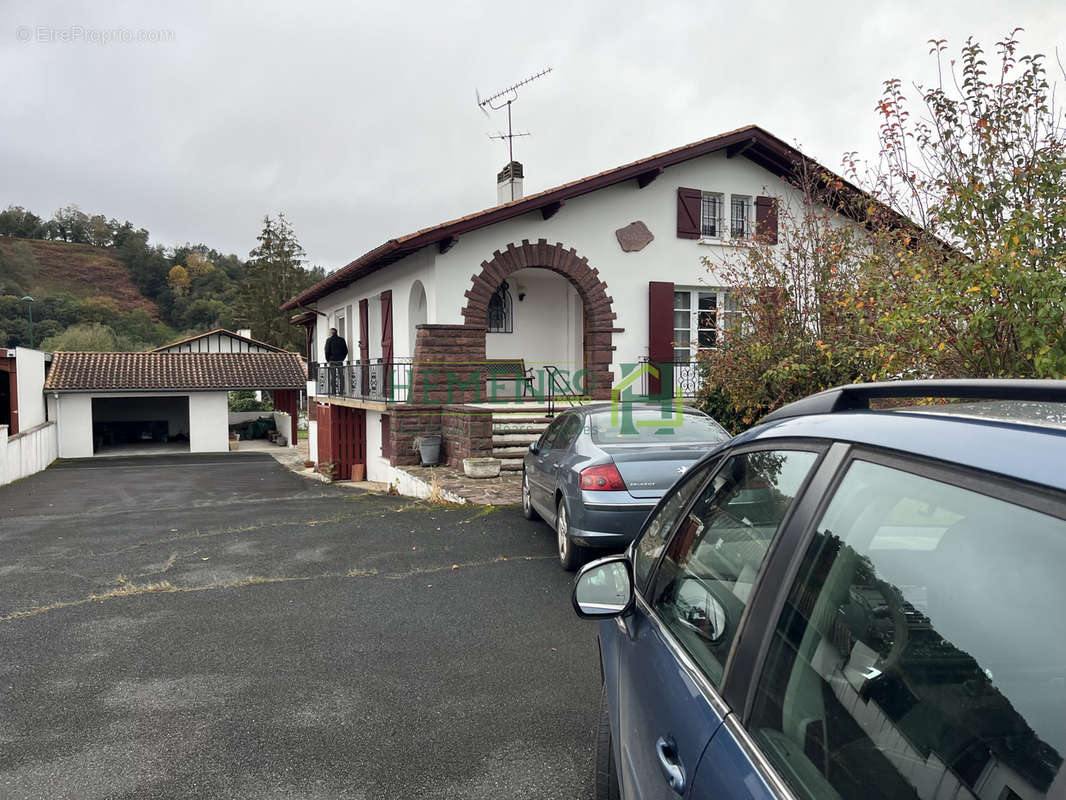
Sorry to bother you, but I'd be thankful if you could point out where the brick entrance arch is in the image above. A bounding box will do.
[460,239,617,399]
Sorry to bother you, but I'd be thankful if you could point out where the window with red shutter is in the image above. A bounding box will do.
[676,188,702,238]
[755,196,779,244]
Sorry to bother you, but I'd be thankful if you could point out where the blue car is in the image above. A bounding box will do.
[522,403,730,570]
[572,380,1066,800]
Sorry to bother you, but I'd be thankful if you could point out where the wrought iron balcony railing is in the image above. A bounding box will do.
[310,359,412,404]
[637,358,704,398]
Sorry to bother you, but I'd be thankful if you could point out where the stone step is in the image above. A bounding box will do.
[492,422,549,435]
[490,416,554,428]
[492,431,543,443]
[500,458,524,471]
[492,445,531,458]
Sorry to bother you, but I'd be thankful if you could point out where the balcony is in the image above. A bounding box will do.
[310,360,412,404]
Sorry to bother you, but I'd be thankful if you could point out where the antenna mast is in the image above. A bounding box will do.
[476,68,552,199]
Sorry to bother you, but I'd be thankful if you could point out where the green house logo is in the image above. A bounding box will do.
[611,363,684,435]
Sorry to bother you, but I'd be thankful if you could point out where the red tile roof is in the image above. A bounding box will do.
[44,352,307,392]
[282,124,898,310]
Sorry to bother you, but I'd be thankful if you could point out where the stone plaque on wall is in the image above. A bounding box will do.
[615,221,654,252]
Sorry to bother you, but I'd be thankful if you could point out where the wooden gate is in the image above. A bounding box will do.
[315,401,365,480]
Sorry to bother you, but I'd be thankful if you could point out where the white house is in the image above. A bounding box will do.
[282,125,877,483]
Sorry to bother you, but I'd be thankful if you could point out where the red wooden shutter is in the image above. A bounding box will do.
[380,290,394,396]
[755,196,779,244]
[648,281,675,396]
[676,188,701,239]
[358,299,370,364]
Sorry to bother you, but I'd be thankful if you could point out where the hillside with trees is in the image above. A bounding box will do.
[0,205,323,352]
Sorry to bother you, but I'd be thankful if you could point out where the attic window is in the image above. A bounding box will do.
[487,281,513,333]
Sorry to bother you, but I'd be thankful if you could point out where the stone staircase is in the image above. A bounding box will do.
[490,405,553,471]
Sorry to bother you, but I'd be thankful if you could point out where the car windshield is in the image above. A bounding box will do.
[587,409,729,445]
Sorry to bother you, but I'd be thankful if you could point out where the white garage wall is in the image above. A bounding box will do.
[189,393,229,453]
[57,393,93,458]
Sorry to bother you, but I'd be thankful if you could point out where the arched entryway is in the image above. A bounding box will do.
[408,280,427,350]
[459,239,617,399]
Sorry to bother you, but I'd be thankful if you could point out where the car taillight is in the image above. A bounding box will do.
[580,463,627,491]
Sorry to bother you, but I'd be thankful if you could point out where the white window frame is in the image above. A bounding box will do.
[700,191,724,239]
[333,310,347,345]
[672,287,738,361]
[730,194,753,240]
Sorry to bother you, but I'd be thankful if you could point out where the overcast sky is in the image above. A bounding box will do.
[2,0,1064,271]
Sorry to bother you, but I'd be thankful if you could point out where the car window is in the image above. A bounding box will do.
[551,414,583,451]
[633,460,715,592]
[650,449,819,686]
[748,459,1066,800]
[538,415,568,450]
[587,409,730,445]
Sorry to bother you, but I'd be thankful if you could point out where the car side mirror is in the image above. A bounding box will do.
[528,442,540,455]
[572,555,633,618]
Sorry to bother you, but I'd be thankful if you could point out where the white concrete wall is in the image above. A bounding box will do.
[0,421,57,486]
[56,393,94,458]
[189,393,228,453]
[15,348,47,429]
[308,149,838,388]
[307,419,318,462]
[272,411,294,446]
[365,409,390,482]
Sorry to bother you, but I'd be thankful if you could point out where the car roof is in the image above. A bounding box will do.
[734,409,1066,493]
[572,402,707,415]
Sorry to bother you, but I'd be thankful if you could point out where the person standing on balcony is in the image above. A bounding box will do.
[324,327,349,394]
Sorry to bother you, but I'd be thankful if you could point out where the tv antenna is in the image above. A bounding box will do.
[476,67,552,177]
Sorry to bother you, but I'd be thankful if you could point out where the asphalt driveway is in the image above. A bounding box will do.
[0,453,601,799]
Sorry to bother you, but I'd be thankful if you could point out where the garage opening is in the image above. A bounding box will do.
[92,396,191,456]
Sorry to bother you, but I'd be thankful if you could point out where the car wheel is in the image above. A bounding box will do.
[594,684,621,800]
[556,499,585,571]
[522,471,539,521]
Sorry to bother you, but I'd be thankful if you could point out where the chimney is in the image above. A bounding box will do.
[237,328,252,340]
[497,161,524,204]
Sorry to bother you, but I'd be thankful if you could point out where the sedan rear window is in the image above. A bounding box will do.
[587,410,729,445]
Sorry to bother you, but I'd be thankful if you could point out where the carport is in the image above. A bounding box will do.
[91,395,191,455]
[45,351,307,459]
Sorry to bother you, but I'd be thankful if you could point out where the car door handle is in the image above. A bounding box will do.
[655,736,686,794]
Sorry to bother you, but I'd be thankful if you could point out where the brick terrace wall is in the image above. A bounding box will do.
[459,239,620,400]
[409,324,488,404]
[440,404,492,466]
[386,403,442,466]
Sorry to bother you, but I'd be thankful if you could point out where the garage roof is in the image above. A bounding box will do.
[44,352,307,392]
